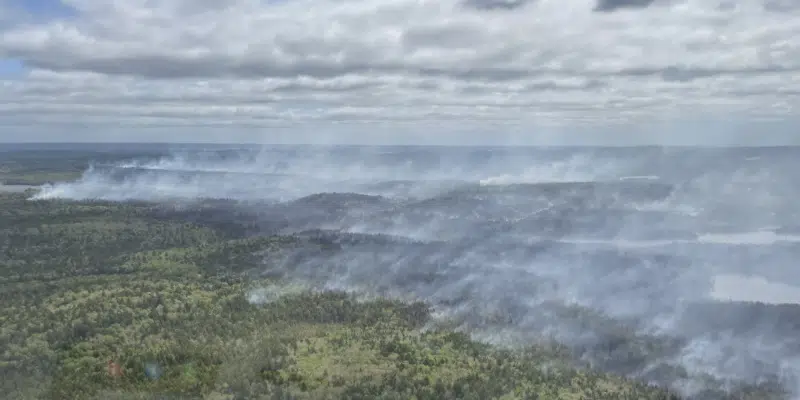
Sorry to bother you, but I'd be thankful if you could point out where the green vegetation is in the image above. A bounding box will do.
[0,151,789,399]
[0,190,686,400]
[0,150,95,185]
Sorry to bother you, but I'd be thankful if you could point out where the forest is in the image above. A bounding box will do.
[0,147,788,399]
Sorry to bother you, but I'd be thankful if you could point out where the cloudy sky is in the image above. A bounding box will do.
[0,0,798,145]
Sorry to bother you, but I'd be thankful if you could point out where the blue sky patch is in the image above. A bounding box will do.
[0,59,25,77]
[13,0,78,19]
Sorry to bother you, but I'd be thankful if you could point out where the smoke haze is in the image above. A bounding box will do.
[33,145,800,398]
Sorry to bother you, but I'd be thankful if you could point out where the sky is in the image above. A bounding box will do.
[0,0,798,145]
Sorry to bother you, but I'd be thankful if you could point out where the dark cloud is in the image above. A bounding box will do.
[463,0,532,10]
[7,48,538,81]
[594,0,657,12]
[617,65,798,82]
[764,0,800,12]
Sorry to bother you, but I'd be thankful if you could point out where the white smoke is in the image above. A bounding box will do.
[31,145,800,398]
[478,152,618,185]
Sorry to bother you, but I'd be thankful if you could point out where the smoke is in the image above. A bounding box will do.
[31,145,800,398]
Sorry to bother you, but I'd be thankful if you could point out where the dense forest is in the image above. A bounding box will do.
[0,148,788,399]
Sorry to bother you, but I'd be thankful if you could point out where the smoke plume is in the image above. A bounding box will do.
[33,145,800,398]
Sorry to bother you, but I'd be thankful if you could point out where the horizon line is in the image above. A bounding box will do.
[1,141,798,149]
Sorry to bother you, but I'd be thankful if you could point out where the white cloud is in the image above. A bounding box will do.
[0,0,799,144]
